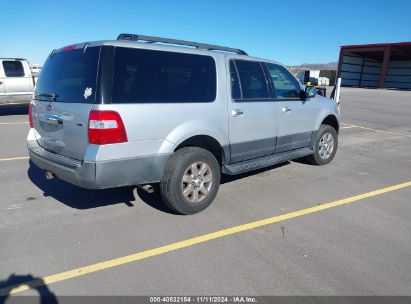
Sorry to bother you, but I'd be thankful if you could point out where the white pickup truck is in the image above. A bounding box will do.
[0,58,35,105]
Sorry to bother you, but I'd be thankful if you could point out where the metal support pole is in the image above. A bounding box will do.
[379,47,391,88]
[336,51,344,80]
[334,77,342,106]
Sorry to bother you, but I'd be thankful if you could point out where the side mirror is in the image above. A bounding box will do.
[305,86,317,98]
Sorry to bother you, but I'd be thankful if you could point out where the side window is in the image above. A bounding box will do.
[2,61,25,77]
[229,61,241,99]
[235,60,269,99]
[266,63,301,99]
[112,48,216,103]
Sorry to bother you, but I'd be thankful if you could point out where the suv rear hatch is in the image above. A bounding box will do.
[32,44,100,160]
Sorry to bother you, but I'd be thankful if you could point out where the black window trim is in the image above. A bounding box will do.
[231,59,273,103]
[229,60,243,100]
[97,45,113,104]
[264,62,303,102]
[261,61,276,98]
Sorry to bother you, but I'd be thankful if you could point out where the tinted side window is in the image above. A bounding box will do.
[266,63,300,99]
[112,48,216,103]
[229,61,241,99]
[2,61,25,77]
[235,60,269,99]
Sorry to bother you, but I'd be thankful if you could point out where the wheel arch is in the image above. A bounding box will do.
[174,135,228,166]
[320,114,340,133]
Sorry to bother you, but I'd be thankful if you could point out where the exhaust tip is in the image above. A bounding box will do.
[45,171,55,180]
[137,184,154,194]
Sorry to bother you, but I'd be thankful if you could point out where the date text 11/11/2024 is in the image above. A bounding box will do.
[149,296,257,303]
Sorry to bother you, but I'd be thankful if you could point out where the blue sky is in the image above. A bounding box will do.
[1,0,410,65]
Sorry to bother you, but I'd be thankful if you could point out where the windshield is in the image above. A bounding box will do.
[35,46,100,103]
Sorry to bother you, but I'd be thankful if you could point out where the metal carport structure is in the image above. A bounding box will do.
[337,42,411,89]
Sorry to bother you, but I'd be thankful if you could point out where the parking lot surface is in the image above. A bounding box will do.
[1,88,411,297]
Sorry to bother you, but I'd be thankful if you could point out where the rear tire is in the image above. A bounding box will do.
[160,147,221,215]
[305,124,338,166]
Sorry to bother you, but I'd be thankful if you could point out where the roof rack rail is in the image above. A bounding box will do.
[117,33,248,55]
[0,58,26,61]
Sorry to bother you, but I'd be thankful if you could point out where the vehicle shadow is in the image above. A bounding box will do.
[291,157,312,165]
[221,161,290,184]
[125,161,290,214]
[27,161,175,214]
[28,162,135,209]
[28,160,291,214]
[131,161,290,214]
[0,273,58,304]
[0,105,28,116]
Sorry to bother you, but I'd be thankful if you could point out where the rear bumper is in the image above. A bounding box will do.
[27,136,170,189]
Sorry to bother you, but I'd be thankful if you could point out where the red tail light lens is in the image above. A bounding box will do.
[88,110,128,145]
[29,103,33,128]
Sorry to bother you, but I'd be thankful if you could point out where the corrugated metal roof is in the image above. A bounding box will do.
[341,41,411,49]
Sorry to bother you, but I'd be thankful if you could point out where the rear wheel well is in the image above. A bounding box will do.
[321,115,339,133]
[175,135,224,166]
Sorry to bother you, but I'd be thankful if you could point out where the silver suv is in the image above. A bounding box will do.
[27,34,340,214]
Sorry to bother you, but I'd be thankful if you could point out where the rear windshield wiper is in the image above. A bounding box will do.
[37,92,59,101]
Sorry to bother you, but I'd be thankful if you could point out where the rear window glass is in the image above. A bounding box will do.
[111,47,216,103]
[35,46,100,103]
[3,61,25,77]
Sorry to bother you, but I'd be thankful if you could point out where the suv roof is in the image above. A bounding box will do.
[111,34,283,65]
[0,58,28,61]
[53,34,283,66]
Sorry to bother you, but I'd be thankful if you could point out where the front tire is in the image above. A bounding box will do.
[160,147,221,215]
[305,124,338,165]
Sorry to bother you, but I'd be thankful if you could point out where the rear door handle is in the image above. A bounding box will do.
[232,109,244,117]
[282,107,292,113]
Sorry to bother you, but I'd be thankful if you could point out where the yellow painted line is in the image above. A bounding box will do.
[0,156,29,162]
[341,123,411,138]
[0,122,29,125]
[1,181,411,296]
[340,126,353,129]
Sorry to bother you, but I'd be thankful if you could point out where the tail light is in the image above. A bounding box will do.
[88,110,128,145]
[29,103,33,128]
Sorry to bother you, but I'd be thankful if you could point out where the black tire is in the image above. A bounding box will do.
[305,124,338,166]
[160,147,221,215]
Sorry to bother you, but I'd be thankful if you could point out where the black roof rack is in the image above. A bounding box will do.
[117,33,248,55]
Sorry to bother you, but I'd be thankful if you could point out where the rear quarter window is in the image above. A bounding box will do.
[2,61,25,77]
[111,48,216,103]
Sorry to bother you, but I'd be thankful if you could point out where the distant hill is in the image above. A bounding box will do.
[288,62,338,71]
[287,62,338,85]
